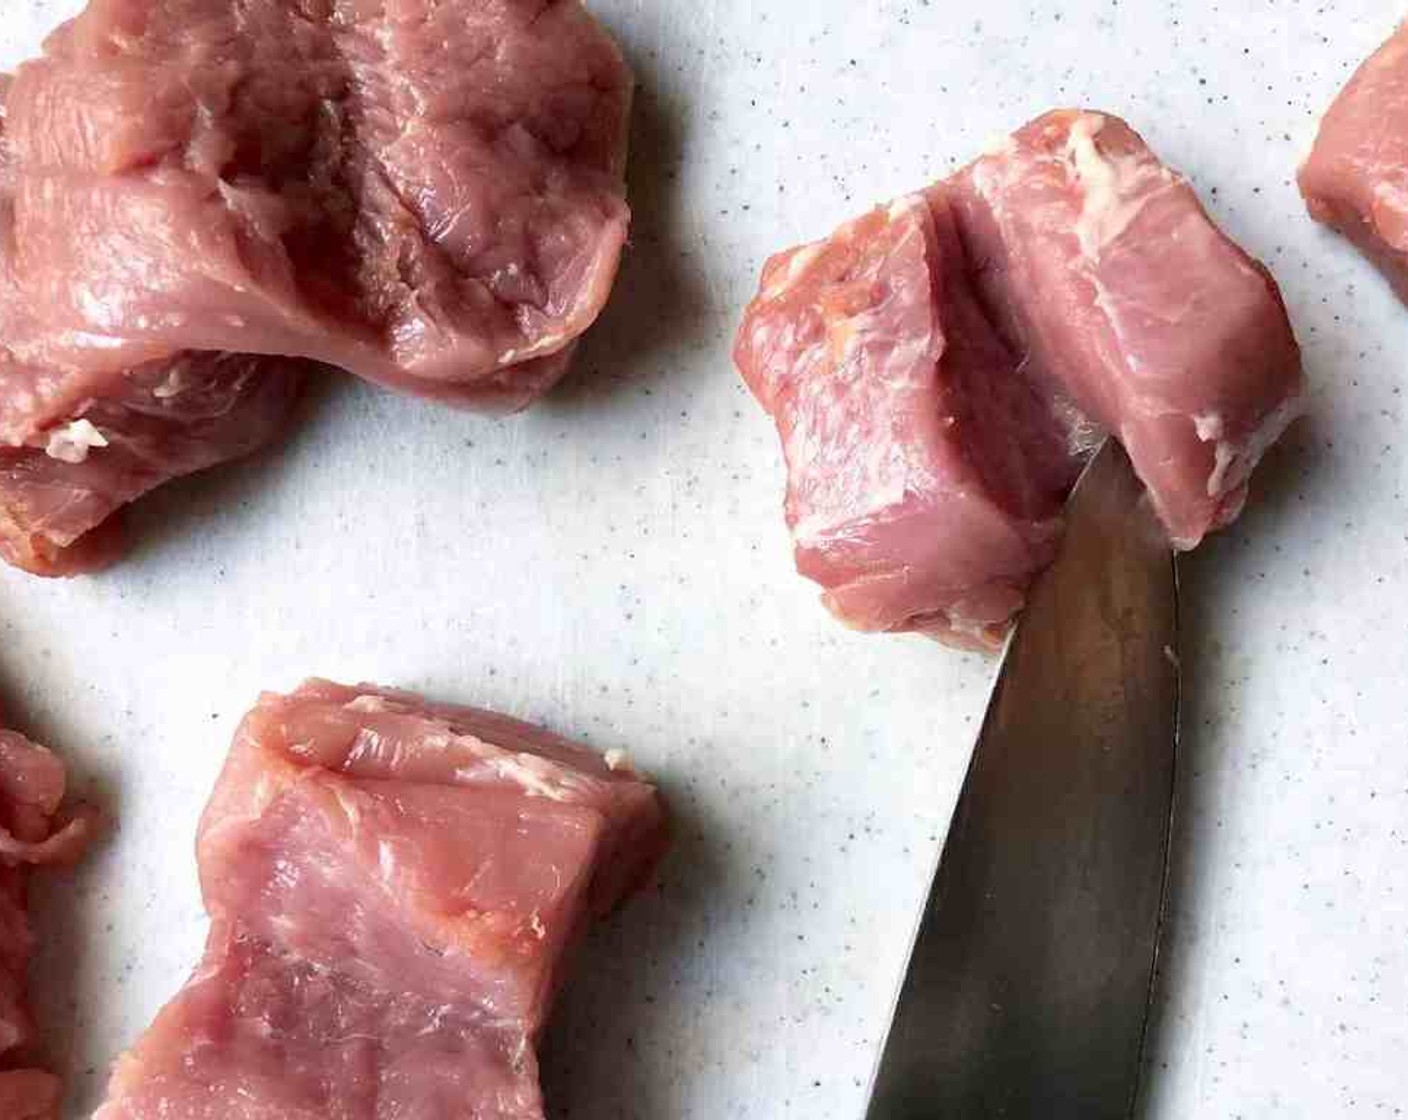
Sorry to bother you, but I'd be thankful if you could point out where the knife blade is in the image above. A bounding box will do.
[865,440,1180,1120]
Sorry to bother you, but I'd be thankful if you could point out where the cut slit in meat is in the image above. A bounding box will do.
[5,0,633,410]
[0,716,99,1120]
[735,192,1084,648]
[736,109,1303,648]
[94,680,669,1120]
[1300,20,1408,303]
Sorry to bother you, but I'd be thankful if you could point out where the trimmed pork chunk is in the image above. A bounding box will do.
[736,109,1302,646]
[734,193,1084,648]
[0,74,306,577]
[0,716,98,1120]
[953,111,1304,549]
[95,680,669,1120]
[6,0,633,413]
[1300,21,1408,303]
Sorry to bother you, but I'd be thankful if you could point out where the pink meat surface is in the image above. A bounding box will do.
[6,0,633,413]
[0,75,306,577]
[96,680,669,1120]
[97,926,546,1120]
[0,353,305,577]
[0,1070,63,1120]
[734,193,1085,648]
[0,716,98,1120]
[1300,21,1408,303]
[736,109,1302,644]
[953,110,1304,549]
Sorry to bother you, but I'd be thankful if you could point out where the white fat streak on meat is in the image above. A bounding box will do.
[152,361,190,400]
[332,785,364,828]
[1194,413,1225,442]
[763,242,829,299]
[345,695,411,715]
[1371,180,1408,249]
[603,748,632,772]
[1050,391,1108,458]
[510,1032,531,1074]
[1195,409,1238,499]
[943,608,1000,644]
[1196,392,1305,500]
[498,328,567,365]
[1208,442,1237,501]
[44,418,109,463]
[377,839,398,882]
[1063,113,1178,259]
[487,753,601,801]
[1057,118,1223,404]
[342,694,609,801]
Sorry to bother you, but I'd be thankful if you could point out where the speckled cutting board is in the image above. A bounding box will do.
[1,1,1404,1117]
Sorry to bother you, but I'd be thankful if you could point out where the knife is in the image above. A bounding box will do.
[865,440,1180,1119]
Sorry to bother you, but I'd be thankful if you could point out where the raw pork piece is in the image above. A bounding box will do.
[736,110,1303,646]
[952,110,1304,548]
[0,75,306,577]
[734,193,1086,648]
[1300,22,1408,303]
[0,715,98,1120]
[95,680,668,1120]
[5,0,634,413]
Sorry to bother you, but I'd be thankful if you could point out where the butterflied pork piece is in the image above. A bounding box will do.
[734,193,1086,648]
[1300,22,1408,303]
[0,75,306,577]
[5,0,633,413]
[0,715,99,1120]
[952,111,1304,549]
[736,109,1302,646]
[95,680,668,1120]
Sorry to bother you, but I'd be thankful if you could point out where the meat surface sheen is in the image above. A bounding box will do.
[0,353,305,576]
[6,0,633,412]
[0,715,98,1120]
[0,73,306,577]
[734,193,1085,648]
[95,680,668,1120]
[736,109,1302,645]
[1300,21,1408,304]
[0,0,629,575]
[954,111,1304,549]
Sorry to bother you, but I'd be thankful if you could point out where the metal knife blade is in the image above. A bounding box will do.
[865,441,1180,1120]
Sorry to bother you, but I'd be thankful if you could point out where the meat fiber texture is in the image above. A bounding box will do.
[736,109,1303,649]
[1300,21,1408,304]
[6,0,632,408]
[0,0,632,577]
[0,714,98,1120]
[94,680,669,1120]
[0,74,307,577]
[734,192,1083,649]
[954,112,1304,550]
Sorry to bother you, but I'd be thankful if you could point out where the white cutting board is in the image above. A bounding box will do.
[1,1,1404,1116]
